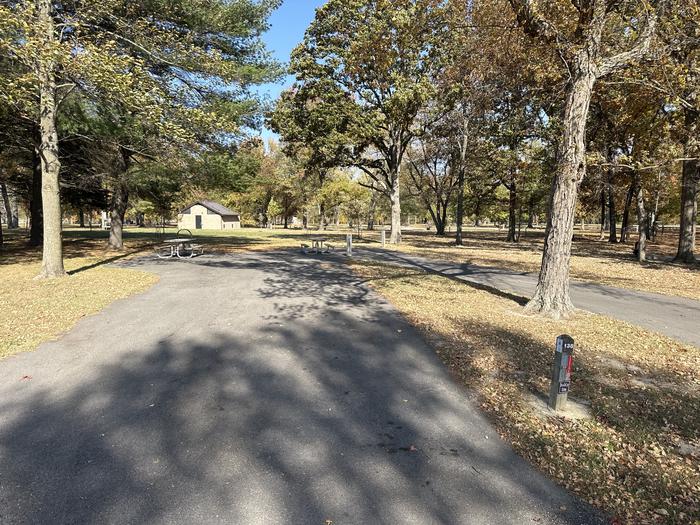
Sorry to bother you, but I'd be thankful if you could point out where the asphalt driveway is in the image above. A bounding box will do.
[0,251,602,524]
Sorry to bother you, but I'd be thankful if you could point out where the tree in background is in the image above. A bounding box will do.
[281,0,451,244]
[658,1,700,263]
[0,0,280,275]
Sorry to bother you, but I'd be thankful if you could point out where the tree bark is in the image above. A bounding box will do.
[675,112,699,262]
[37,0,66,278]
[527,195,535,229]
[455,169,465,245]
[108,178,129,250]
[10,192,19,229]
[510,0,659,317]
[1,182,15,230]
[608,181,617,243]
[599,189,606,240]
[506,177,517,242]
[620,183,635,243]
[389,167,402,244]
[675,158,699,263]
[30,142,44,246]
[108,149,133,250]
[649,187,660,241]
[634,175,647,263]
[437,203,447,236]
[525,66,595,318]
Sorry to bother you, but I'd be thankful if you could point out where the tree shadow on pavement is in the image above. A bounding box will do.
[0,250,602,524]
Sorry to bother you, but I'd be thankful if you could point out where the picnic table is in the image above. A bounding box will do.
[156,232,205,259]
[301,236,334,254]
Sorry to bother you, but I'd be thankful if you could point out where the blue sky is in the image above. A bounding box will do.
[256,0,327,139]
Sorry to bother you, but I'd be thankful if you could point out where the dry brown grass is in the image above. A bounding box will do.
[0,255,158,358]
[372,228,700,301]
[352,260,700,524]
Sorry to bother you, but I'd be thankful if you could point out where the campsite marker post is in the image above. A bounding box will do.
[548,335,574,411]
[346,234,353,257]
[381,229,386,248]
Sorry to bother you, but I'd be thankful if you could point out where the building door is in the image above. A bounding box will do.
[195,215,202,229]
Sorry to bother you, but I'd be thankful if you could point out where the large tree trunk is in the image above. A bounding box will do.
[389,169,402,244]
[29,144,43,246]
[108,149,133,250]
[675,156,699,264]
[526,67,595,318]
[436,206,447,236]
[37,0,66,278]
[258,190,272,228]
[620,183,634,243]
[1,182,15,230]
[10,192,19,229]
[608,182,617,243]
[108,178,129,250]
[649,187,660,241]
[634,175,647,263]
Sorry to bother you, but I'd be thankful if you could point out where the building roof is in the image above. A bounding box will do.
[184,200,239,216]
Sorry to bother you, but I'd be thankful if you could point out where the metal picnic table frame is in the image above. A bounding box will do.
[301,237,334,254]
[156,229,205,259]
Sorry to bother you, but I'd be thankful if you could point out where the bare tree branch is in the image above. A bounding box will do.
[597,8,659,76]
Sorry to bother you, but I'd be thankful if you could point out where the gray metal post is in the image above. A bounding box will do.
[346,234,353,256]
[381,229,386,248]
[548,335,574,411]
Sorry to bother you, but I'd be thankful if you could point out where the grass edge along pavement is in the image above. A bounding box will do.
[0,227,361,359]
[350,259,700,525]
[0,256,159,359]
[384,231,700,302]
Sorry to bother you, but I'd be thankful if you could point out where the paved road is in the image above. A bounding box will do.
[359,248,700,348]
[0,252,602,525]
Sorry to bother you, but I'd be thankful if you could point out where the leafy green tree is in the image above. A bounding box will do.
[279,0,451,243]
[0,0,280,275]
